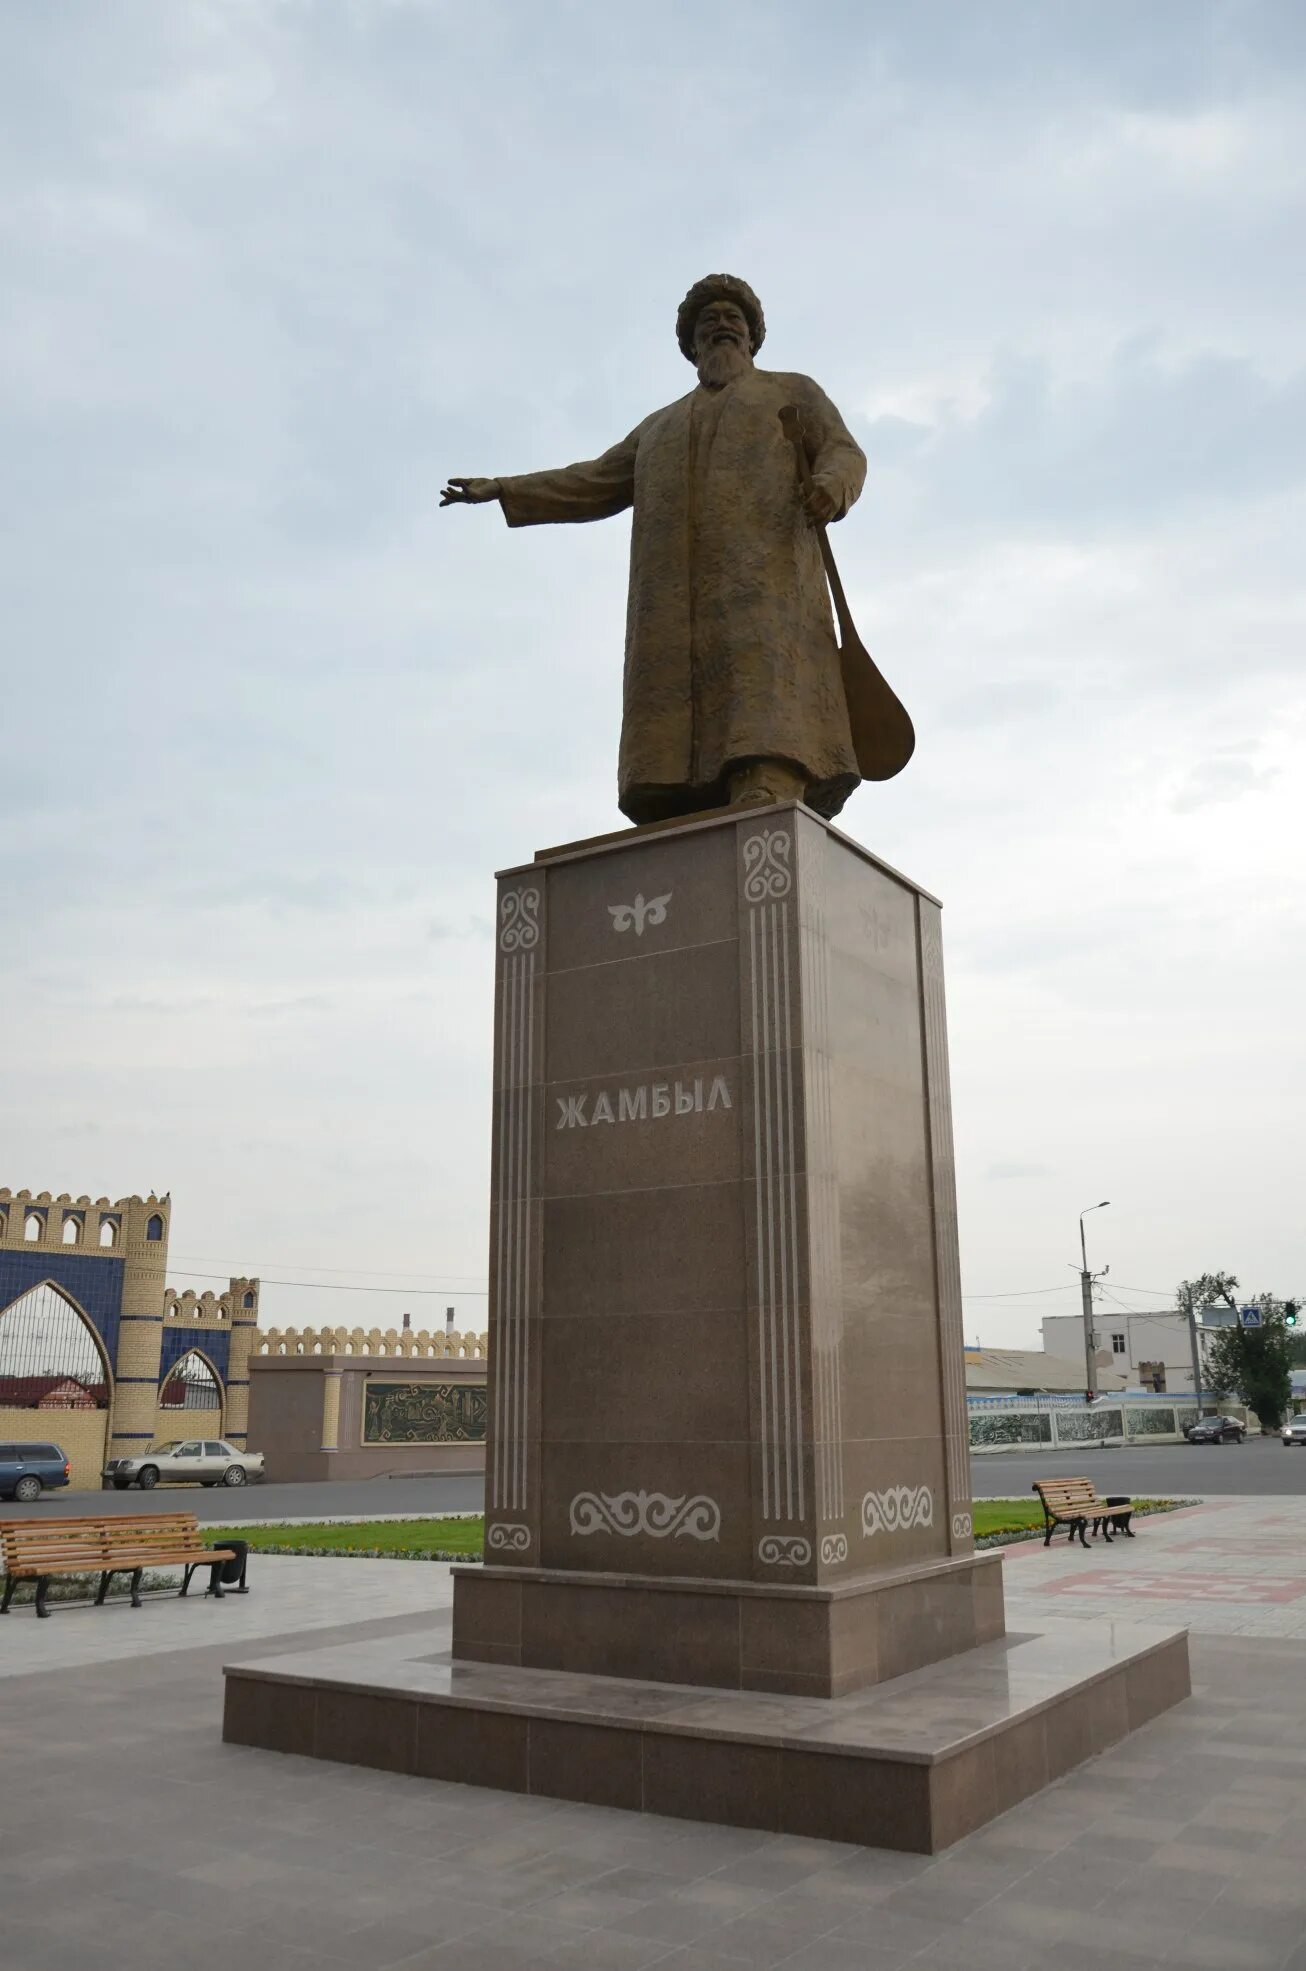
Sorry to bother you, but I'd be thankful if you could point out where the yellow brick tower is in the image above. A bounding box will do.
[224,1276,260,1447]
[107,1193,171,1459]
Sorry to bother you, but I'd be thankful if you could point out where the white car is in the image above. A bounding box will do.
[103,1438,264,1489]
[1281,1419,1306,1448]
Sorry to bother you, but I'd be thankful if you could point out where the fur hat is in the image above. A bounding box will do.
[676,274,765,362]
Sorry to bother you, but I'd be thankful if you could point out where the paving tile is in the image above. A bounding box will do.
[11,1517,1306,1971]
[637,1954,769,1971]
[770,1941,912,1970]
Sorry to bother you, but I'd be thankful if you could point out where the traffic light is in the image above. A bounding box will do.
[1286,1302,1300,1328]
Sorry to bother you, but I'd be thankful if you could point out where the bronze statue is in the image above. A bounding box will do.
[442,275,912,823]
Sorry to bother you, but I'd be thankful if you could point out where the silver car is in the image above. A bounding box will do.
[1282,1418,1306,1448]
[103,1438,264,1490]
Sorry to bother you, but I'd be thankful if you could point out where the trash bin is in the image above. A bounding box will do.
[208,1538,249,1595]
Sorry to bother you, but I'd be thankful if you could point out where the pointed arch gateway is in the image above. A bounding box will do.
[158,1347,224,1428]
[0,1282,113,1489]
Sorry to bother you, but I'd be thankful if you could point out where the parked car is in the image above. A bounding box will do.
[1183,1414,1246,1444]
[1281,1418,1306,1448]
[102,1439,264,1490]
[0,1442,72,1502]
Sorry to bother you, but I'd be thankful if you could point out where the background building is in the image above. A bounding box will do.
[965,1346,1126,1397]
[1,1181,490,1489]
[1041,1307,1229,1396]
[0,1185,258,1487]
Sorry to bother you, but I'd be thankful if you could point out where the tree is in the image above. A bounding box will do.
[1175,1272,1239,1316]
[1202,1306,1293,1431]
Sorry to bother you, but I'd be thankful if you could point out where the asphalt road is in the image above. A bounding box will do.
[7,1437,1306,1522]
[973,1433,1306,1497]
[0,1470,486,1523]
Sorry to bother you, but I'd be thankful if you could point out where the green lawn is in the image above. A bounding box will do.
[206,1516,485,1558]
[208,1499,1183,1561]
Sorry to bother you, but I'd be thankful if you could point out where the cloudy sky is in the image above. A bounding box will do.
[3,0,1302,1349]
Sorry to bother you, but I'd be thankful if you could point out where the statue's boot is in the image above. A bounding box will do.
[727,758,808,808]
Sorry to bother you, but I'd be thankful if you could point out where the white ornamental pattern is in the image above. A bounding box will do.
[607,892,671,937]
[570,1490,721,1542]
[799,833,844,1525]
[758,1534,811,1566]
[499,888,541,952]
[951,1510,973,1542]
[492,885,538,1517]
[742,828,793,902]
[486,1522,531,1553]
[820,1533,848,1564]
[744,827,805,1533]
[861,1486,934,1538]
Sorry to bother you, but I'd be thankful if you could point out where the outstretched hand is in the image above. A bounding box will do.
[440,476,502,507]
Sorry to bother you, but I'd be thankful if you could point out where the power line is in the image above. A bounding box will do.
[169,1253,487,1282]
[164,1260,1168,1308]
[961,1285,1079,1300]
[168,1269,488,1296]
[168,1263,1084,1305]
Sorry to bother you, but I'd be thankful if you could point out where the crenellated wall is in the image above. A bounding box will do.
[255,1325,487,1360]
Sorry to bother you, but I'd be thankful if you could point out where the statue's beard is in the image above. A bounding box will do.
[696,340,752,389]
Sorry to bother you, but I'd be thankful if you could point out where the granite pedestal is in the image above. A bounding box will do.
[223,802,1190,1845]
[472,801,979,1663]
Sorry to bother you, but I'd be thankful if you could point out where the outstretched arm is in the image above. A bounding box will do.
[441,424,641,528]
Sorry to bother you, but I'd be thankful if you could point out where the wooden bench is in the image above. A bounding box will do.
[1033,1478,1135,1549]
[0,1512,245,1619]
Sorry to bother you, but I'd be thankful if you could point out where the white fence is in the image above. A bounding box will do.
[966,1397,1248,1452]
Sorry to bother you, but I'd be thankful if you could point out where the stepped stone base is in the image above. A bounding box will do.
[222,1617,1189,1854]
[453,1553,1005,1699]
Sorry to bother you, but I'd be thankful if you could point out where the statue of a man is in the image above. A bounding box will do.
[442,274,873,823]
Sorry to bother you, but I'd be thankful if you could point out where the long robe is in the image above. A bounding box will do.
[497,367,867,823]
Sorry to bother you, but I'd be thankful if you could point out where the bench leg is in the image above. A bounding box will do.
[1076,1517,1090,1550]
[35,1576,51,1619]
[1120,1515,1135,1537]
[95,1571,112,1606]
[206,1562,225,1599]
[180,1564,196,1598]
[1043,1521,1055,1547]
[129,1567,143,1610]
[236,1553,249,1594]
[1,1573,14,1614]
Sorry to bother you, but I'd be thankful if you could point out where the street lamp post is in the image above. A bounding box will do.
[1079,1201,1110,1400]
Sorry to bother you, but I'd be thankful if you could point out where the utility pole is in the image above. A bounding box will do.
[1078,1202,1111,1400]
[1185,1286,1204,1411]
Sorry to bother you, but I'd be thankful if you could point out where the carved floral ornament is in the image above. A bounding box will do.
[487,1523,531,1553]
[608,892,671,937]
[499,887,541,952]
[742,828,793,902]
[861,1485,934,1537]
[820,1533,849,1564]
[758,1534,810,1565]
[952,1509,973,1541]
[570,1490,721,1542]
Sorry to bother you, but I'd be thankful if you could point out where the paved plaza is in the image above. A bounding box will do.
[3,1499,1306,1969]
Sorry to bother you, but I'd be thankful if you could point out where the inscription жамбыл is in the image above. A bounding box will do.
[555,1075,732,1130]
